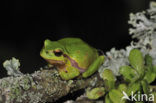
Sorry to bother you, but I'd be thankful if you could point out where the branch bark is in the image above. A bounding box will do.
[0,68,103,103]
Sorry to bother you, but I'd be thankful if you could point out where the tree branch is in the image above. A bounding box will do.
[0,66,103,103]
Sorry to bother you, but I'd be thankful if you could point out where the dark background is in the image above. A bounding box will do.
[0,0,154,77]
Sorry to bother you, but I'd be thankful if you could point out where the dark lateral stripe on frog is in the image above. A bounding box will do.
[63,54,85,73]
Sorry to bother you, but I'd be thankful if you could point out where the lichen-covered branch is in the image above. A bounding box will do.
[0,62,104,103]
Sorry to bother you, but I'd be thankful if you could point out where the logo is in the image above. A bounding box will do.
[122,91,154,102]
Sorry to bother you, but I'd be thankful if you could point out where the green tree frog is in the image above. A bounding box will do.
[40,37,104,80]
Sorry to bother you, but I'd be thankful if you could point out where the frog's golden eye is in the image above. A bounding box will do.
[53,50,63,57]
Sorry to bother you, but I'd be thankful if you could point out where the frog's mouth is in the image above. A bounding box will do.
[46,59,65,65]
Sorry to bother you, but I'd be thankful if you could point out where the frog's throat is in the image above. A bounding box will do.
[63,54,85,73]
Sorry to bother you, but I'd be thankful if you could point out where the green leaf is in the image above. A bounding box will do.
[126,82,141,96]
[102,69,116,90]
[105,80,115,90]
[143,67,156,83]
[128,49,144,76]
[119,65,138,82]
[153,92,156,103]
[118,84,127,92]
[145,54,153,71]
[144,55,156,83]
[141,80,149,94]
[109,89,125,103]
[153,65,156,73]
[86,87,105,100]
[102,69,116,81]
[105,94,113,103]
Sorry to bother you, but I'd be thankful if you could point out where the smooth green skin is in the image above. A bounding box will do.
[40,37,104,80]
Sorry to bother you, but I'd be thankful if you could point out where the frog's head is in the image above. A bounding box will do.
[40,39,66,65]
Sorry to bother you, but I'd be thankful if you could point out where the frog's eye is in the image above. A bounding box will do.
[53,50,63,57]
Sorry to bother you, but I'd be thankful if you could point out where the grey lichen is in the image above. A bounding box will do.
[0,73,43,103]
[3,57,23,76]
[99,1,156,78]
[98,48,129,76]
[128,1,156,65]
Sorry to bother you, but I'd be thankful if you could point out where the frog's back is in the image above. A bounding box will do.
[58,37,98,69]
[58,38,92,53]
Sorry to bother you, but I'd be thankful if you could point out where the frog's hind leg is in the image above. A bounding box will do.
[59,66,80,80]
[82,56,104,78]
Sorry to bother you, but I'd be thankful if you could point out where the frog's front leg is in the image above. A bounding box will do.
[59,65,80,80]
[82,55,104,78]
